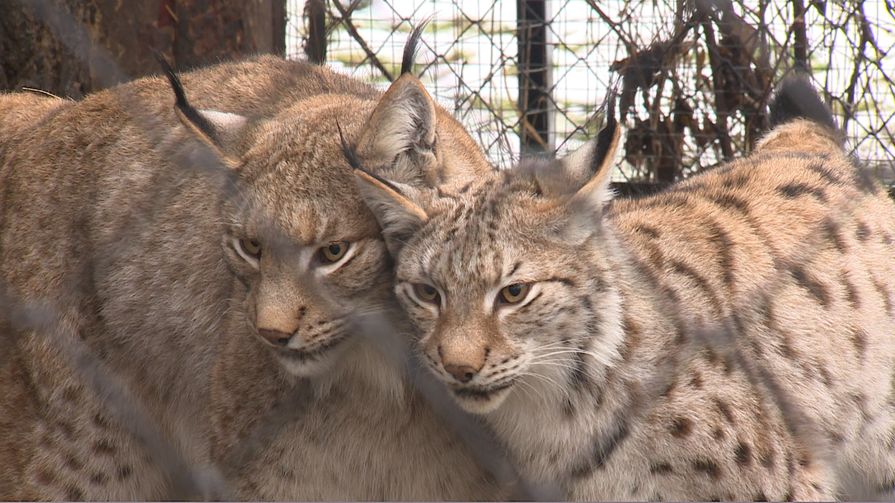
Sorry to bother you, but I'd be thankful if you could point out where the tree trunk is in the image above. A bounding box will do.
[0,0,285,98]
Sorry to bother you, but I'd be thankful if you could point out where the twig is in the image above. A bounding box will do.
[330,0,395,82]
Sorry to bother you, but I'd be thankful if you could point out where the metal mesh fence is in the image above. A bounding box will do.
[286,0,895,185]
[2,1,895,500]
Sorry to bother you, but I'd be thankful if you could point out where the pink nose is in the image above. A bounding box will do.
[443,363,479,383]
[258,328,292,347]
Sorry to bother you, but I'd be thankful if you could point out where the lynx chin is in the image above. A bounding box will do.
[353,78,895,500]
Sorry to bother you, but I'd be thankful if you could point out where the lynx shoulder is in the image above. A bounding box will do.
[355,78,895,500]
[0,45,498,499]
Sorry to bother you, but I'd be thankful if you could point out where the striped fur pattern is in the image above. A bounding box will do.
[357,81,895,500]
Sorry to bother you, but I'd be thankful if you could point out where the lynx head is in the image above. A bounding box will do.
[353,106,627,413]
[161,56,490,378]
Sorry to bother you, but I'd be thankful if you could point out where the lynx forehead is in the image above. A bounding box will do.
[356,79,895,500]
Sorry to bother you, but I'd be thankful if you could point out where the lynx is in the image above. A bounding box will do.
[0,35,500,499]
[353,78,895,500]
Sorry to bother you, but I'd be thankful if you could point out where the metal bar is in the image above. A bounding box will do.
[516,0,552,155]
[304,0,326,64]
[272,0,287,57]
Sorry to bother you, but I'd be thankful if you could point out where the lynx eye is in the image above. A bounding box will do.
[412,283,441,305]
[499,283,531,304]
[237,238,262,260]
[320,241,350,263]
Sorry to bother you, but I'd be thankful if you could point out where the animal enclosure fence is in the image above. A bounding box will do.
[286,0,895,191]
[2,1,895,500]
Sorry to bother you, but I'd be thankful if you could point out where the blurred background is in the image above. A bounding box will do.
[2,0,893,193]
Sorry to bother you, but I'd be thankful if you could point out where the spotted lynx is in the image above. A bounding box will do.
[0,32,500,499]
[353,79,895,500]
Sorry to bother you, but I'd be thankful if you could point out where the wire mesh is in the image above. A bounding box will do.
[286,0,895,185]
[3,1,895,500]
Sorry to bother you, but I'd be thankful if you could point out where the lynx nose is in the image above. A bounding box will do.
[444,363,479,383]
[258,328,293,347]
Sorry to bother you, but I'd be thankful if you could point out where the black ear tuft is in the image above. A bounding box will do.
[153,52,182,105]
[154,51,217,141]
[401,20,429,76]
[769,75,837,130]
[592,88,619,174]
[338,121,364,171]
[338,122,404,194]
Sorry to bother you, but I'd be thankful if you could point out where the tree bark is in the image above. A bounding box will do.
[0,0,285,98]
[791,0,809,72]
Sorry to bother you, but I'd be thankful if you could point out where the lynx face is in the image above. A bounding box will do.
[397,182,623,412]
[166,66,490,377]
[354,120,623,411]
[220,175,392,377]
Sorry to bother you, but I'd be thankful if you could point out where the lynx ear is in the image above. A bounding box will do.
[355,74,437,182]
[354,170,428,256]
[158,56,248,168]
[566,101,621,209]
[554,99,621,244]
[341,127,428,255]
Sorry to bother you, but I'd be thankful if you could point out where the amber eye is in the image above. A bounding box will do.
[412,283,441,305]
[237,238,262,260]
[499,283,530,304]
[320,241,350,263]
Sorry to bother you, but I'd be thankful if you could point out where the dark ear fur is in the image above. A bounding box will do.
[560,93,621,207]
[354,74,438,184]
[156,53,249,167]
[769,75,837,130]
[400,21,427,76]
[523,95,621,202]
[592,95,620,176]
[340,125,428,255]
[552,93,622,243]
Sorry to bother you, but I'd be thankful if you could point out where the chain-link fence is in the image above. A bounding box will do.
[3,1,895,500]
[286,0,895,187]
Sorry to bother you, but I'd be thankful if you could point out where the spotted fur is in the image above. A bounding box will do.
[357,81,895,500]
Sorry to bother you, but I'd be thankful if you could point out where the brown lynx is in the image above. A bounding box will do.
[0,38,500,499]
[354,79,895,500]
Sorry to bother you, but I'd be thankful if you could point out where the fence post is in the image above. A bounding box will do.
[516,0,553,156]
[304,0,327,64]
[272,0,287,56]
